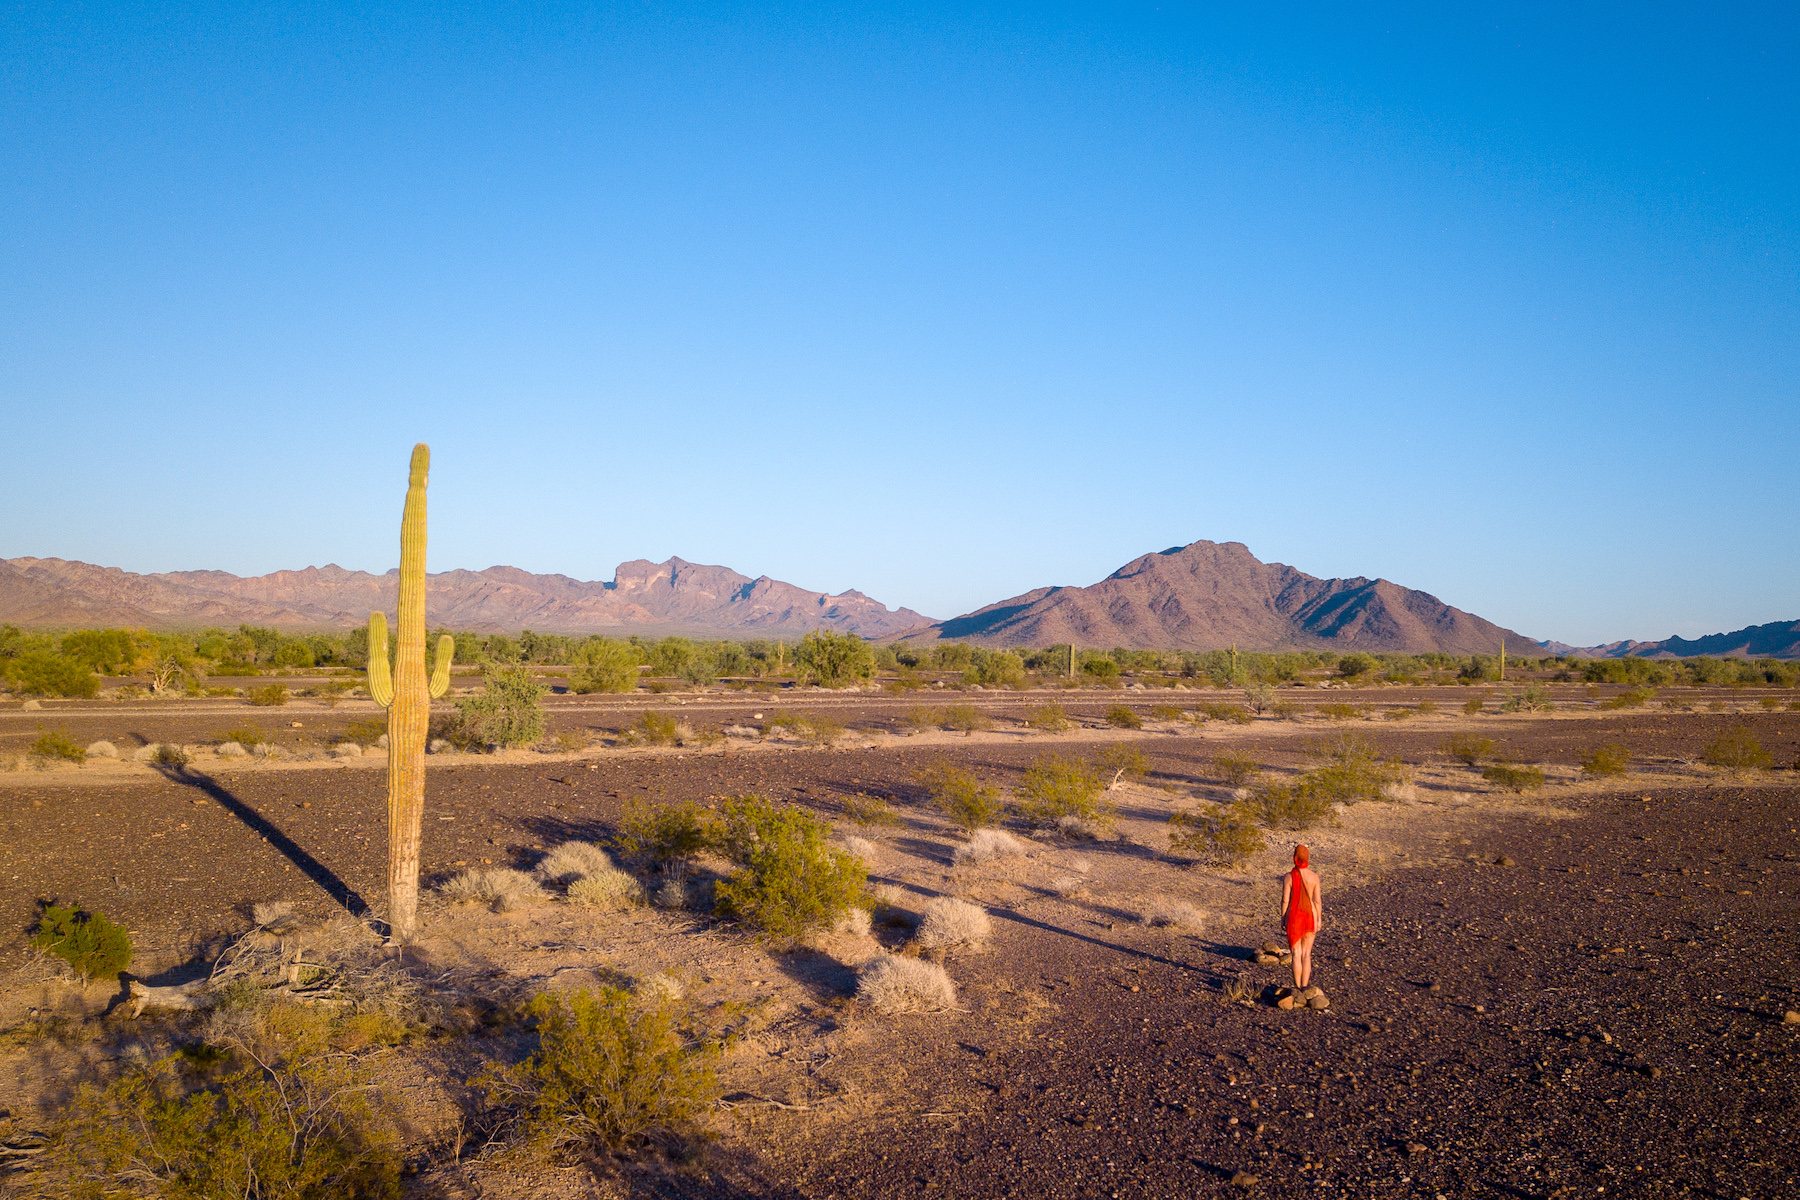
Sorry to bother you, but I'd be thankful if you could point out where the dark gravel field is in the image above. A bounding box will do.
[785,786,1799,1200]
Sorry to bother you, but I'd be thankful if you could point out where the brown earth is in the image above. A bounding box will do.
[1,688,1796,1198]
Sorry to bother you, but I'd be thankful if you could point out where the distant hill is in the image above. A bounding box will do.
[0,556,930,639]
[1581,620,1800,660]
[898,539,1540,655]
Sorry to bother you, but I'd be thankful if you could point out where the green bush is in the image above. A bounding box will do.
[763,710,845,743]
[616,799,716,872]
[1599,687,1656,710]
[1212,752,1262,788]
[1167,803,1266,865]
[842,792,904,830]
[246,684,290,707]
[32,903,132,980]
[964,647,1027,688]
[1581,744,1632,777]
[216,725,266,747]
[1317,702,1366,721]
[1482,764,1546,793]
[1079,654,1120,679]
[454,666,546,748]
[1104,705,1142,730]
[1701,728,1772,771]
[795,629,876,687]
[631,711,682,746]
[916,762,1003,833]
[1095,744,1148,780]
[712,796,869,942]
[31,728,87,763]
[1196,701,1252,724]
[1027,702,1071,732]
[1462,696,1484,715]
[5,650,100,697]
[1501,686,1554,713]
[1300,738,1408,805]
[480,986,716,1158]
[152,742,191,767]
[1241,681,1275,714]
[1445,734,1495,766]
[44,1053,399,1198]
[1336,653,1377,678]
[1243,781,1336,830]
[342,717,387,744]
[1016,755,1109,827]
[570,639,641,694]
[939,703,991,734]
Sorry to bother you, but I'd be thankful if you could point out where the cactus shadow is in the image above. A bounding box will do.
[152,765,372,920]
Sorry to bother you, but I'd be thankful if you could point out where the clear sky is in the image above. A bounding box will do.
[2,4,1795,646]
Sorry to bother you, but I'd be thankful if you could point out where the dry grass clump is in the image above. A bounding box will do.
[569,870,649,910]
[856,955,957,1014]
[912,897,992,951]
[951,828,1030,866]
[1049,874,1089,899]
[439,867,547,912]
[841,833,878,860]
[1136,900,1205,932]
[834,907,873,936]
[535,841,618,887]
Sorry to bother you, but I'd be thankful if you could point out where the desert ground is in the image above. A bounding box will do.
[1,681,1796,1198]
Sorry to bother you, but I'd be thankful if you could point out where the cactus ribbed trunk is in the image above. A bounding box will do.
[385,445,431,943]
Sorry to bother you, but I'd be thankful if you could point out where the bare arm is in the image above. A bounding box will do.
[1309,874,1323,929]
[1280,872,1292,921]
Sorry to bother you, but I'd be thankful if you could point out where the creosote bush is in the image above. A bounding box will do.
[1445,734,1496,766]
[246,684,289,707]
[711,795,869,943]
[569,639,641,694]
[479,986,716,1157]
[916,762,1004,833]
[217,725,266,747]
[1167,804,1265,865]
[1104,704,1143,730]
[30,727,87,763]
[842,792,904,830]
[1463,695,1485,714]
[1212,752,1262,788]
[1581,744,1632,778]
[454,666,547,748]
[32,903,132,980]
[1016,754,1110,828]
[795,628,876,687]
[616,799,717,874]
[1026,702,1071,732]
[1482,764,1547,793]
[763,710,845,743]
[1095,743,1149,781]
[1196,701,1252,724]
[630,710,682,746]
[1701,728,1772,772]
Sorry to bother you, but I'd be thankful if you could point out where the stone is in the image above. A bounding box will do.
[1277,993,1299,1011]
[21,699,41,711]
[1307,992,1330,1010]
[1301,985,1322,1000]
[1229,1171,1258,1188]
[1405,1142,1428,1156]
[1262,940,1284,954]
[1254,953,1280,966]
[1495,855,1516,867]
[1784,1011,1800,1024]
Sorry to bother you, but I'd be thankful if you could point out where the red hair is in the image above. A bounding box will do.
[1293,844,1309,867]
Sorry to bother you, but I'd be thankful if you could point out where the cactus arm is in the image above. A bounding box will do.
[428,634,454,699]
[367,611,394,709]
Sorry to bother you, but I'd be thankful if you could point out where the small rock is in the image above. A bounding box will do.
[1301,985,1322,1000]
[1229,1171,1258,1188]
[1427,982,1441,994]
[1405,1142,1428,1156]
[1277,994,1298,1011]
[21,699,42,711]
[1495,855,1515,867]
[1784,1011,1800,1024]
[1261,940,1285,955]
[1307,992,1330,1010]
[290,721,303,728]
[1254,953,1280,966]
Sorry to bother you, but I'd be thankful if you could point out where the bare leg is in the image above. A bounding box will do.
[1294,934,1316,988]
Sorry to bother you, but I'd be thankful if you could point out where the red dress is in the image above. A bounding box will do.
[1285,867,1316,945]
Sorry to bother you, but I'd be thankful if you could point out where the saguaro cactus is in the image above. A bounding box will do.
[367,444,454,943]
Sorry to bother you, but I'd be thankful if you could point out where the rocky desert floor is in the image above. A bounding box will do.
[0,683,1796,1198]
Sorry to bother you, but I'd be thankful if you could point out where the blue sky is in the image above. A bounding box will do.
[2,3,1795,646]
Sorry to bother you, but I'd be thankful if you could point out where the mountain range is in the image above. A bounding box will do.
[3,542,1793,657]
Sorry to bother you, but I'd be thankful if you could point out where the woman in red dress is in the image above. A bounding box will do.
[1281,844,1322,990]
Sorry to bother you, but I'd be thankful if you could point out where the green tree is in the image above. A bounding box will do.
[795,629,876,687]
[455,666,547,748]
[570,639,640,694]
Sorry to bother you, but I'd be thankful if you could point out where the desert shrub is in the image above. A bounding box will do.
[1212,752,1262,788]
[842,792,904,830]
[30,728,86,763]
[438,867,546,912]
[1482,764,1547,793]
[1445,734,1496,766]
[87,740,118,758]
[568,870,649,910]
[1025,702,1071,732]
[631,711,681,746]
[217,725,266,747]
[1300,735,1409,805]
[1463,696,1485,714]
[616,799,717,874]
[1197,701,1253,724]
[913,897,992,950]
[342,716,388,744]
[1501,686,1554,713]
[964,647,1026,688]
[152,742,191,767]
[1336,652,1377,678]
[1136,899,1205,931]
[1241,681,1275,714]
[1581,744,1632,777]
[1016,754,1109,827]
[795,629,876,687]
[711,795,869,943]
[915,762,1003,832]
[1149,703,1184,722]
[42,1052,399,1199]
[480,986,716,1157]
[32,903,132,980]
[1079,654,1120,679]
[1104,705,1143,730]
[1244,781,1336,830]
[1096,743,1149,780]
[546,729,591,753]
[4,650,100,697]
[1271,700,1301,720]
[1415,700,1438,714]
[1701,728,1772,771]
[763,710,845,743]
[939,703,991,734]
[901,705,941,732]
[857,955,956,1014]
[1317,702,1366,721]
[1600,688,1656,710]
[1167,803,1266,865]
[951,828,1029,866]
[246,684,290,707]
[455,666,546,748]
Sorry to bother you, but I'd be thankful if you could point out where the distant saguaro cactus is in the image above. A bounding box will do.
[367,444,455,943]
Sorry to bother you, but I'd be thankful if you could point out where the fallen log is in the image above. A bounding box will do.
[126,979,216,1018]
